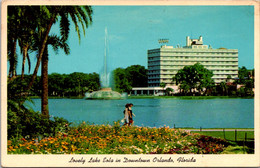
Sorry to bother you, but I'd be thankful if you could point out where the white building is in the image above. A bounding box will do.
[148,36,238,87]
[132,36,239,95]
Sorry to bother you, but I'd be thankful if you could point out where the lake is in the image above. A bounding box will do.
[27,98,254,128]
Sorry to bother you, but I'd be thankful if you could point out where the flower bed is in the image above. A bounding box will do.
[8,122,230,154]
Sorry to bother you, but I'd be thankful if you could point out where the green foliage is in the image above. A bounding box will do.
[113,68,132,93]
[125,65,148,87]
[226,75,232,82]
[62,72,100,97]
[237,66,250,84]
[218,82,228,96]
[7,77,70,139]
[113,65,147,93]
[8,6,93,117]
[192,131,254,142]
[8,109,70,139]
[18,73,100,97]
[165,87,174,96]
[173,63,214,95]
[221,146,250,154]
[160,82,166,88]
[232,66,254,97]
[7,124,232,154]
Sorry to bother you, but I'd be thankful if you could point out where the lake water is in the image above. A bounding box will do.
[27,98,254,128]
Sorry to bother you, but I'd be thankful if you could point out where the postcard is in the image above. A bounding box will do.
[1,0,259,167]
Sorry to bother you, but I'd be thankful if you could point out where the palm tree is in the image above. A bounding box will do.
[36,6,92,116]
[39,35,70,116]
[7,6,21,79]
[8,6,93,117]
[8,6,37,80]
[18,7,40,80]
[27,6,93,91]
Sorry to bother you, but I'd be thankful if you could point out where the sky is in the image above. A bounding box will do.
[12,5,255,75]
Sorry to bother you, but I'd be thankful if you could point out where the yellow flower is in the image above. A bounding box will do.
[62,145,68,150]
[8,140,12,146]
[71,145,77,152]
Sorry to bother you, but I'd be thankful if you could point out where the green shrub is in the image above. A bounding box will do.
[8,77,71,140]
[8,109,70,139]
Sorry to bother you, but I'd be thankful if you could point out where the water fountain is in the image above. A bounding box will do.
[85,28,126,100]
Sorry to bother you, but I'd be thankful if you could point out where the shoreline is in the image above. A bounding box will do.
[29,95,255,99]
[67,123,255,130]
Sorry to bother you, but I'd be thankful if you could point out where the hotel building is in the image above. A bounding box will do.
[148,36,239,87]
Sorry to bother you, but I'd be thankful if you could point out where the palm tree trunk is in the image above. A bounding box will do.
[41,49,49,117]
[26,16,56,91]
[21,45,28,80]
[9,40,17,79]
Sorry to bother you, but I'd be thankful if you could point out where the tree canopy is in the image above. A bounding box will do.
[7,6,93,116]
[237,66,252,84]
[173,63,214,95]
[113,65,148,93]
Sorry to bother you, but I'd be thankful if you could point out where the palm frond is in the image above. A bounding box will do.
[68,8,81,43]
[40,6,51,19]
[48,34,70,55]
[82,6,93,23]
[59,12,70,41]
[74,8,86,37]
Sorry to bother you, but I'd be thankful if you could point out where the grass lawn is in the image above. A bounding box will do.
[191,131,254,141]
[191,131,255,154]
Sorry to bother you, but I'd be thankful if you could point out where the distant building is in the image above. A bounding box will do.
[148,36,239,87]
[131,36,239,95]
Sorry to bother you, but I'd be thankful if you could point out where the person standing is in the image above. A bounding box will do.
[128,103,135,126]
[123,104,130,126]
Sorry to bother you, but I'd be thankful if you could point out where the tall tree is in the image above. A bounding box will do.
[173,63,214,95]
[113,68,132,93]
[17,6,39,80]
[125,65,148,87]
[26,6,93,91]
[237,66,250,84]
[7,6,21,79]
[38,35,70,116]
[34,6,92,116]
[112,65,148,93]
